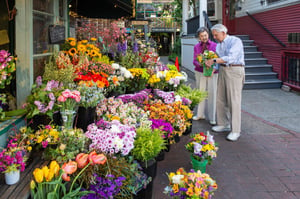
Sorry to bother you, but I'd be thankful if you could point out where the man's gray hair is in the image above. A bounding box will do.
[211,24,228,33]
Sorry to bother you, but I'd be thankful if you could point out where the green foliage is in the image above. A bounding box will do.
[131,127,166,162]
[119,50,142,69]
[77,84,105,108]
[176,84,208,109]
[43,54,76,86]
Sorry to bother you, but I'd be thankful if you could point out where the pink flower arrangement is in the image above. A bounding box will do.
[0,139,26,173]
[85,120,136,156]
[57,89,81,111]
[0,50,16,89]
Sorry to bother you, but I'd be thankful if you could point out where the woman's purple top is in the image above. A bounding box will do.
[193,40,217,73]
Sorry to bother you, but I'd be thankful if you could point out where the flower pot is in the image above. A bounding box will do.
[60,110,76,129]
[190,155,208,173]
[174,134,180,143]
[75,106,96,132]
[183,123,192,136]
[155,150,165,161]
[5,170,20,185]
[139,159,157,179]
[134,180,153,199]
[28,114,51,131]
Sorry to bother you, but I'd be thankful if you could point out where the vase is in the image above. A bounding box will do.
[60,109,76,129]
[5,170,20,185]
[190,155,208,173]
[203,63,213,77]
[75,106,96,132]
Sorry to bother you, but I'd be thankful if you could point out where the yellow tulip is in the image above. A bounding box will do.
[30,180,36,189]
[45,170,55,182]
[33,168,44,183]
[41,166,49,179]
[49,160,60,177]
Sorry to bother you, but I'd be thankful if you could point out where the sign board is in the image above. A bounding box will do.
[131,20,149,26]
[0,30,9,45]
[151,28,176,32]
[137,0,152,3]
[48,25,65,44]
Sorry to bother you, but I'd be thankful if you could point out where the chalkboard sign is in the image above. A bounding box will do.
[48,25,65,44]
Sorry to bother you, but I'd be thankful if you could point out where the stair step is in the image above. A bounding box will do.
[245,72,278,80]
[244,46,257,52]
[245,64,273,72]
[242,40,254,45]
[244,79,282,89]
[245,58,268,65]
[244,52,263,58]
[236,35,250,40]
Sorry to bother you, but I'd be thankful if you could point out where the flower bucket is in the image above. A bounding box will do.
[203,63,213,77]
[61,109,76,129]
[155,150,165,161]
[190,155,208,173]
[5,170,20,185]
[75,106,96,132]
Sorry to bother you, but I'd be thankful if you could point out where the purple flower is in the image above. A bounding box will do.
[133,41,139,53]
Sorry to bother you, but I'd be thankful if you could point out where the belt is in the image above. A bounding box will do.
[220,64,244,67]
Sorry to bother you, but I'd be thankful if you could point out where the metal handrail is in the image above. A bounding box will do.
[202,11,215,42]
[246,11,286,47]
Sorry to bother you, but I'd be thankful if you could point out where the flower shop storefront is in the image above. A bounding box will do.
[1,1,220,198]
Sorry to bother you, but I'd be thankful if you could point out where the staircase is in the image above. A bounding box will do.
[236,35,282,89]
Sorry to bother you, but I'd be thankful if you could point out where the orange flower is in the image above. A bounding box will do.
[61,161,77,181]
[68,48,77,57]
[88,151,107,165]
[75,153,89,169]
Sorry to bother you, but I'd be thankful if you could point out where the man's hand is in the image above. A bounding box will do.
[205,59,214,67]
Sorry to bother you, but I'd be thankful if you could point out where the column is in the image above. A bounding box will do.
[182,0,188,35]
[199,0,207,28]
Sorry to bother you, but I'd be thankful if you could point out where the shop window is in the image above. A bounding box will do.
[33,0,54,13]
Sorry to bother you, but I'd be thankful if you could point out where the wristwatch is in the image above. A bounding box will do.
[213,58,217,63]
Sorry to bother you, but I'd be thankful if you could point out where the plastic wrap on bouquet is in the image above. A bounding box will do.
[203,63,213,77]
[191,155,208,173]
[60,109,76,129]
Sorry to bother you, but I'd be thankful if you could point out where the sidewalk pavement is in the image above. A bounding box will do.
[152,57,300,199]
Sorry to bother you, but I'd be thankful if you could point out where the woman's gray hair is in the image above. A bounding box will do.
[195,27,209,37]
[211,24,228,33]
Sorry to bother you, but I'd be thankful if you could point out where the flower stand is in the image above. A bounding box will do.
[60,110,76,129]
[75,106,96,132]
[190,155,208,173]
[5,170,20,185]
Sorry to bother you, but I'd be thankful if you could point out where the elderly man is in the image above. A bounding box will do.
[205,24,245,141]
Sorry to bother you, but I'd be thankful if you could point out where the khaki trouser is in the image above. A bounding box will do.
[195,71,218,122]
[216,66,245,133]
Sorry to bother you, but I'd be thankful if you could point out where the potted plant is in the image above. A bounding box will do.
[185,131,218,173]
[164,167,218,198]
[75,83,105,131]
[0,139,27,185]
[131,127,166,171]
[176,84,208,111]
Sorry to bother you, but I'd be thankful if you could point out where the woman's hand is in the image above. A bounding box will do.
[205,59,214,67]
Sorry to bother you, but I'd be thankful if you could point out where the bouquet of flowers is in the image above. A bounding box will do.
[31,125,60,149]
[185,132,218,164]
[197,50,218,76]
[0,139,27,173]
[77,83,105,108]
[164,167,218,198]
[0,50,16,89]
[85,120,136,156]
[24,77,62,118]
[57,89,81,111]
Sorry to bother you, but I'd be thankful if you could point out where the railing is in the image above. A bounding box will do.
[148,17,178,29]
[203,11,215,42]
[246,11,286,48]
[282,51,300,90]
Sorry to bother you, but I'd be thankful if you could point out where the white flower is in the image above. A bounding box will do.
[171,174,184,184]
[110,124,121,133]
[175,95,182,102]
[114,137,124,150]
[194,142,202,154]
[112,63,120,69]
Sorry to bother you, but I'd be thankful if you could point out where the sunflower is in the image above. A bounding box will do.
[68,48,77,57]
[70,40,76,46]
[90,37,97,41]
[77,44,86,52]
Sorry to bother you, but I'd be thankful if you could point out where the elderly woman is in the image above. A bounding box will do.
[192,27,218,126]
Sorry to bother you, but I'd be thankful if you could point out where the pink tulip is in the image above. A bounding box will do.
[75,153,89,168]
[88,151,107,165]
[62,161,77,174]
